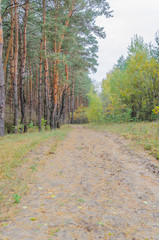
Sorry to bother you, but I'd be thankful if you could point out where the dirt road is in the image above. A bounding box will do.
[1,126,159,240]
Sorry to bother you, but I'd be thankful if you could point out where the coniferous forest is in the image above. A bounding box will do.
[0,0,112,136]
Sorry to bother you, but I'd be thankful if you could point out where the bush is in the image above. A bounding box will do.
[87,88,103,122]
[73,105,88,124]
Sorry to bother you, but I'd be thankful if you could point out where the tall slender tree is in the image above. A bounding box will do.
[19,0,29,132]
[0,0,5,136]
[13,0,19,131]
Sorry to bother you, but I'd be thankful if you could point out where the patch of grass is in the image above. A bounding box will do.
[0,125,71,212]
[77,146,83,150]
[12,193,21,203]
[30,164,38,172]
[78,198,85,203]
[50,227,60,236]
[89,122,159,159]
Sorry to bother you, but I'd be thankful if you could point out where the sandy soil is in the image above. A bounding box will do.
[1,126,159,240]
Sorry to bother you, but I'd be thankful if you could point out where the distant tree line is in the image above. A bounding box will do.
[87,34,159,122]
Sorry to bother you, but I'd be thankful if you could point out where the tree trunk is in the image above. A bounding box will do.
[0,0,5,136]
[52,57,58,129]
[3,0,15,83]
[50,65,54,129]
[29,62,33,122]
[38,40,43,132]
[51,2,75,129]
[35,61,38,115]
[19,28,25,126]
[43,0,49,125]
[71,72,75,124]
[13,0,19,132]
[68,88,71,124]
[19,0,29,132]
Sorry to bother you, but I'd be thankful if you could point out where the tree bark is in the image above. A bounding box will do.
[19,0,29,132]
[13,0,19,131]
[0,0,5,136]
[43,0,49,125]
[3,0,15,82]
[38,40,43,132]
[71,72,75,124]
[35,61,38,115]
[51,1,75,129]
[29,62,33,122]
[50,65,54,129]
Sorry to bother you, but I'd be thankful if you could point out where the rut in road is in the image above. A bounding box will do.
[1,126,159,240]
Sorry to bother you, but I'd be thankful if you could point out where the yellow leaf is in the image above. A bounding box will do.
[51,195,56,198]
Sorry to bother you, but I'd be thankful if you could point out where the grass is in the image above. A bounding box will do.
[0,125,71,216]
[89,121,159,159]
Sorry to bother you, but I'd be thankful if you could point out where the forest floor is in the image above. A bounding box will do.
[1,125,159,240]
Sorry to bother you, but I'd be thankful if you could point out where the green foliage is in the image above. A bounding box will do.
[73,105,88,124]
[152,106,159,115]
[28,122,34,128]
[41,118,47,127]
[13,193,21,203]
[12,123,25,133]
[87,88,103,122]
[101,35,159,122]
[2,0,113,133]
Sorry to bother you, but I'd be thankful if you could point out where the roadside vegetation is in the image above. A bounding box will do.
[85,35,159,160]
[86,35,159,124]
[89,122,159,160]
[0,125,71,218]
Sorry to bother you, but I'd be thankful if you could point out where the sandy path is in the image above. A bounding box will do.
[1,126,159,240]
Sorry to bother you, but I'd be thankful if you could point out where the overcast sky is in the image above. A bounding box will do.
[91,0,159,83]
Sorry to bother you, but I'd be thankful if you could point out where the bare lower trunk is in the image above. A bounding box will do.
[19,29,26,126]
[13,0,19,131]
[43,0,49,125]
[29,63,33,122]
[35,62,38,115]
[71,73,75,124]
[38,40,43,132]
[0,0,5,136]
[68,89,70,124]
[50,65,54,129]
[19,0,29,132]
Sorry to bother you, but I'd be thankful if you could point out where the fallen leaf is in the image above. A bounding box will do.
[78,198,85,203]
[51,195,56,198]
[98,221,104,226]
[30,218,36,221]
[1,223,8,226]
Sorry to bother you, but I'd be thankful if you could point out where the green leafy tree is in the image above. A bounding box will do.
[101,35,159,122]
[87,87,103,122]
